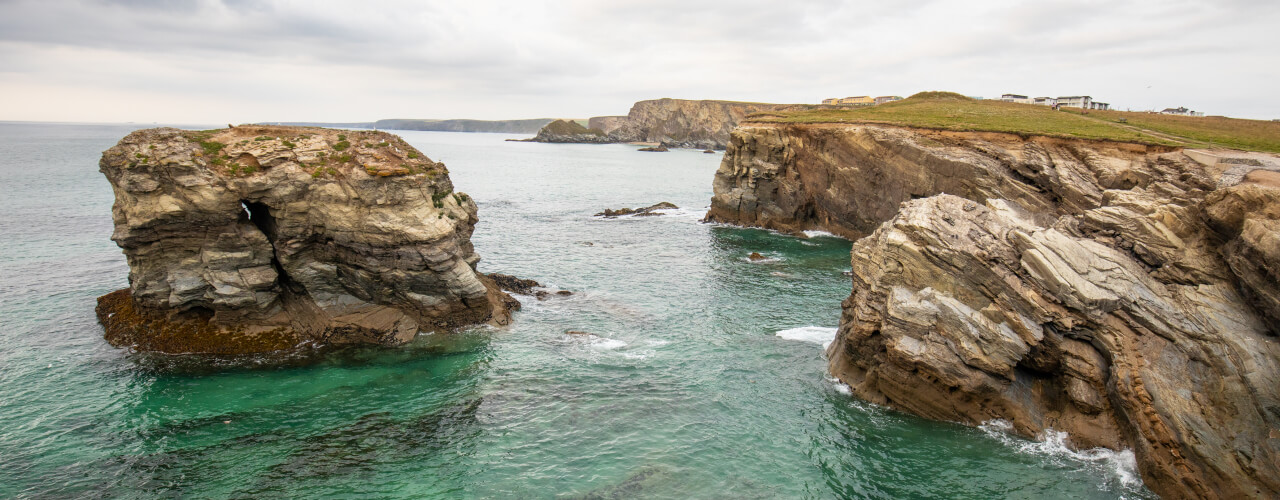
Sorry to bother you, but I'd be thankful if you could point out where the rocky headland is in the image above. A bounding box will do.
[97,125,515,355]
[528,119,613,144]
[531,99,821,149]
[706,121,1280,498]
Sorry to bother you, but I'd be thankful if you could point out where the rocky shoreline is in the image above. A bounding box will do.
[706,121,1280,499]
[97,125,515,355]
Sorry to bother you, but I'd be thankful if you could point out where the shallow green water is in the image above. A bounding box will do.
[0,123,1154,498]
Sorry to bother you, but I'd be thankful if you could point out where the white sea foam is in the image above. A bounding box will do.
[644,339,671,347]
[588,336,628,350]
[776,326,838,350]
[978,420,1143,490]
[802,229,841,239]
[825,376,852,395]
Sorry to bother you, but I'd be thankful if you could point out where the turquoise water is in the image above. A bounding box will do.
[0,123,1154,499]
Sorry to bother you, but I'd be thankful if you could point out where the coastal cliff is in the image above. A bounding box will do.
[532,99,820,149]
[97,125,514,355]
[707,122,1280,499]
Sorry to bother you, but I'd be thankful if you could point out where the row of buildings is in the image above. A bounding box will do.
[823,93,1208,117]
[1000,94,1111,110]
[821,95,903,106]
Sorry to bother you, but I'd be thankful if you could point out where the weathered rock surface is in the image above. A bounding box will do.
[97,125,515,355]
[637,145,669,152]
[532,99,820,149]
[530,119,612,144]
[706,122,1280,499]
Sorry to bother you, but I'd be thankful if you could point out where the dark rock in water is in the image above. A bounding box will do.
[564,330,591,335]
[595,202,679,218]
[96,125,515,355]
[703,149,716,154]
[555,290,573,296]
[748,252,767,261]
[637,145,669,152]
[487,273,541,295]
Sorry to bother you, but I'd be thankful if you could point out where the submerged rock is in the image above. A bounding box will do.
[707,122,1280,499]
[637,145,669,152]
[487,273,541,295]
[595,202,678,218]
[97,125,516,355]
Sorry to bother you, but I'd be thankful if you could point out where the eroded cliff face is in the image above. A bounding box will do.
[707,122,1280,499]
[97,125,514,355]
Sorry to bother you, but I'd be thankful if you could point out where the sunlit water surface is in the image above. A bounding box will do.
[0,123,1154,498]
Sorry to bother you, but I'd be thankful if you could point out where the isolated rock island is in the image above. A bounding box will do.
[707,110,1280,498]
[97,125,514,355]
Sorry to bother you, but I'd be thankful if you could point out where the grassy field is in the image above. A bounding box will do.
[749,92,1280,153]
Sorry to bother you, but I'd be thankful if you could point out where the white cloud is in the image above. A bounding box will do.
[0,0,1277,122]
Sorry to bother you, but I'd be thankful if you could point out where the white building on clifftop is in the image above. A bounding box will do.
[1056,96,1110,110]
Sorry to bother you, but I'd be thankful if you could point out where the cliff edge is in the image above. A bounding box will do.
[97,125,515,355]
[706,121,1280,499]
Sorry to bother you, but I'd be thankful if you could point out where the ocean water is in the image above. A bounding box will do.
[0,122,1155,499]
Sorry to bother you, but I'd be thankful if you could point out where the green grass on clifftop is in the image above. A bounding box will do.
[750,92,1280,153]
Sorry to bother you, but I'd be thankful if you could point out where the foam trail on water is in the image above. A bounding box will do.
[776,326,838,350]
[979,420,1143,491]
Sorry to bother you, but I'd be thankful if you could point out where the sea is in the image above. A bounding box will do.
[0,121,1155,499]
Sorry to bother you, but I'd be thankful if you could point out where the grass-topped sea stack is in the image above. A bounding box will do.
[96,125,515,355]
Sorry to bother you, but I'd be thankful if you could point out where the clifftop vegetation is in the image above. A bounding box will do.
[749,91,1280,153]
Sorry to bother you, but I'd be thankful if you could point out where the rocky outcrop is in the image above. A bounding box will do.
[530,119,612,143]
[532,99,820,149]
[97,125,514,355]
[707,122,1280,499]
[595,202,678,218]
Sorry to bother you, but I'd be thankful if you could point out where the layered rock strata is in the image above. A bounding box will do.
[532,99,820,149]
[97,125,514,355]
[707,122,1280,499]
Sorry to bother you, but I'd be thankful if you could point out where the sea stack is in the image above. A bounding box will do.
[96,125,515,355]
[707,121,1280,499]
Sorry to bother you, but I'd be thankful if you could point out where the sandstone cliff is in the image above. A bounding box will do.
[707,122,1280,499]
[532,99,820,149]
[97,125,514,355]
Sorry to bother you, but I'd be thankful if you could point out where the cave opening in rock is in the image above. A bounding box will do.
[242,201,278,241]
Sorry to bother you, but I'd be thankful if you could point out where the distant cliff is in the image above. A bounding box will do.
[258,118,556,134]
[706,121,1280,499]
[530,99,821,149]
[374,118,557,134]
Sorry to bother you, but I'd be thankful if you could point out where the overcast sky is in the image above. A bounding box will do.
[2,0,1278,124]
